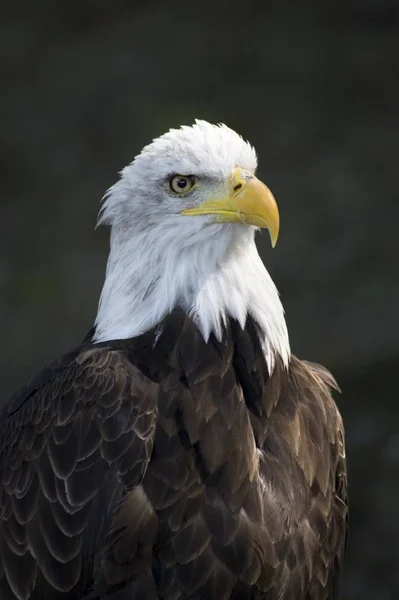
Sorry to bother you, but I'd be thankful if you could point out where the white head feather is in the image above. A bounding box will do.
[94,120,290,369]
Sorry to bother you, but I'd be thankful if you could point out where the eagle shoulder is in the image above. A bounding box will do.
[0,344,158,599]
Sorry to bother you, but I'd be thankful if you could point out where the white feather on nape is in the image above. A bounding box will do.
[93,120,290,371]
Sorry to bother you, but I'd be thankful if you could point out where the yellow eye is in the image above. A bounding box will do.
[170,175,197,194]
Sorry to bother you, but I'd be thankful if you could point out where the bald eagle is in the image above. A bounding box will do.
[0,121,347,600]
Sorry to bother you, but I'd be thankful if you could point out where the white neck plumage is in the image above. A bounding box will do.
[93,221,290,371]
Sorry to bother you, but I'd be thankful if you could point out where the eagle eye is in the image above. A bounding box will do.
[170,175,197,194]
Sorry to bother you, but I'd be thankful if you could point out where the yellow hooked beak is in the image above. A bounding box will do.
[181,167,280,247]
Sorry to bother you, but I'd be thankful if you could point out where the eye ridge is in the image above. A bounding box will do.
[170,174,197,194]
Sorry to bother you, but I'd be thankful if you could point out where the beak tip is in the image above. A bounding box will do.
[269,230,279,248]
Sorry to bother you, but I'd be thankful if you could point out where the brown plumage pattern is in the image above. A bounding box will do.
[0,310,347,599]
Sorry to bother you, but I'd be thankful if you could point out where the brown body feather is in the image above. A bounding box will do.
[0,310,347,599]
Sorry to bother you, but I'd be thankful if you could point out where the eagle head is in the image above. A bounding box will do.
[98,120,279,247]
[94,120,290,369]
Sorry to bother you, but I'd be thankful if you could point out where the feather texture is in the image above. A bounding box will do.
[0,311,347,599]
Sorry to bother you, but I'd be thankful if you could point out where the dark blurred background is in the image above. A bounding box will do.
[1,1,398,598]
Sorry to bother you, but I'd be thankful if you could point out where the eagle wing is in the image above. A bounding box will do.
[252,356,348,599]
[0,346,158,599]
[297,359,348,599]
